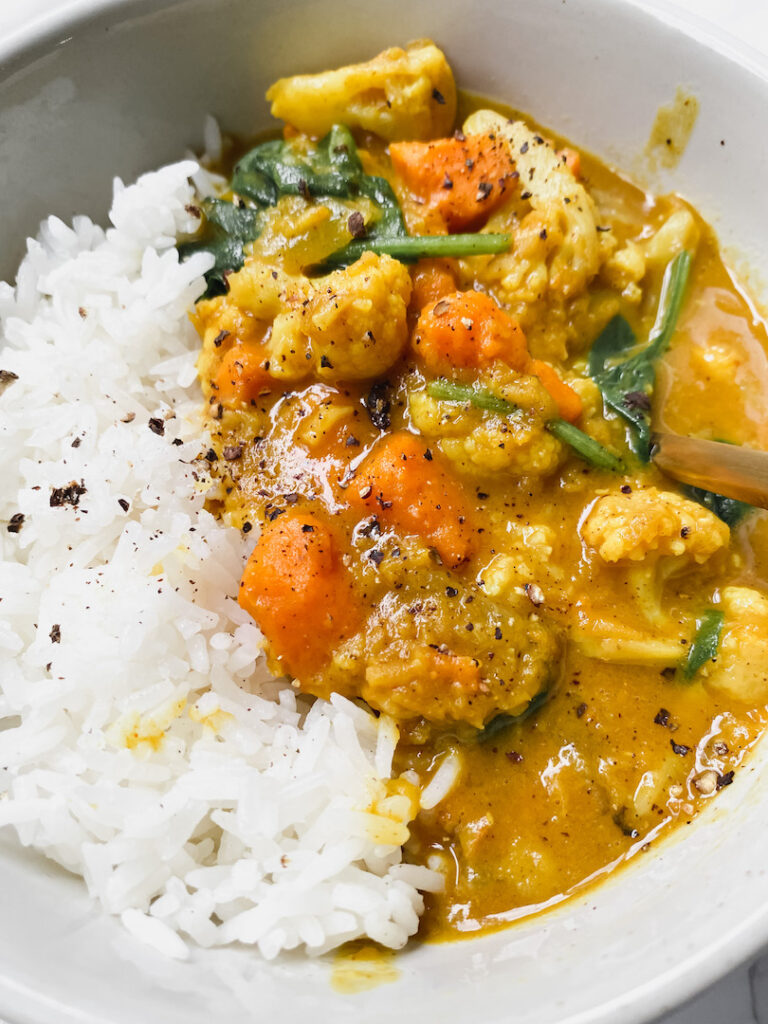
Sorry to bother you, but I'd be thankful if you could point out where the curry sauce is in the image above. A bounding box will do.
[185,42,768,942]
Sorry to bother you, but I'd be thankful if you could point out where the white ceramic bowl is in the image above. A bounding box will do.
[2,1,768,1022]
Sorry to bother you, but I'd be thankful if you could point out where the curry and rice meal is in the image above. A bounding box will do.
[2,41,768,959]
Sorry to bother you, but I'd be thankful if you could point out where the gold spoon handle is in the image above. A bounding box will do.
[651,432,768,509]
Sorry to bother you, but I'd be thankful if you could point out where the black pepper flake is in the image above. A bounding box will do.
[376,494,393,510]
[223,445,244,461]
[441,174,453,190]
[423,448,433,461]
[205,449,218,462]
[347,211,366,239]
[266,508,285,522]
[360,516,380,538]
[320,354,334,369]
[680,526,691,538]
[670,739,690,756]
[172,438,183,446]
[148,417,165,436]
[242,521,253,533]
[654,708,671,727]
[519,141,529,154]
[301,524,314,533]
[364,380,391,430]
[446,586,458,597]
[539,228,547,240]
[506,750,524,764]
[7,513,24,534]
[297,177,311,201]
[476,181,492,201]
[213,330,230,348]
[575,702,587,718]
[50,481,86,508]
[623,391,652,412]
[432,87,446,104]
[369,549,385,565]
[494,626,502,640]
[71,437,82,448]
[49,624,61,644]
[477,491,489,500]
[620,484,632,494]
[345,435,360,447]
[717,770,734,789]
[117,498,130,512]
[520,190,532,200]
[465,622,474,631]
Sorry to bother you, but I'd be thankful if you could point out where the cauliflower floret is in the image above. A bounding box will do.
[460,109,600,298]
[599,239,646,301]
[409,366,563,478]
[266,41,456,142]
[582,487,730,564]
[703,587,768,702]
[226,251,411,382]
[454,110,604,361]
[643,209,700,267]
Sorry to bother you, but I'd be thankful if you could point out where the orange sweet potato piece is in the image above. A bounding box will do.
[527,358,583,423]
[348,432,475,567]
[412,290,528,373]
[390,133,517,232]
[409,259,457,312]
[238,511,360,678]
[215,343,272,406]
[557,146,581,178]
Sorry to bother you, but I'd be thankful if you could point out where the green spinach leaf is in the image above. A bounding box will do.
[588,249,691,460]
[681,609,724,680]
[680,485,753,529]
[177,198,263,299]
[477,688,550,742]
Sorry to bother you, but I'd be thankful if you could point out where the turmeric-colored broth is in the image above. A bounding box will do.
[189,49,768,941]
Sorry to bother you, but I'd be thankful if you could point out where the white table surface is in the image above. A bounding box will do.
[1,1,767,1022]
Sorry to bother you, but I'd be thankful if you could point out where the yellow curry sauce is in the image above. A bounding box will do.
[187,42,768,941]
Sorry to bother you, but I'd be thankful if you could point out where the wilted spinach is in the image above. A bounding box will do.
[179,123,511,297]
[587,249,691,460]
[680,485,753,529]
[681,609,725,680]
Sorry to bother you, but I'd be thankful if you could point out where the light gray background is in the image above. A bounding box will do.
[1,1,767,1022]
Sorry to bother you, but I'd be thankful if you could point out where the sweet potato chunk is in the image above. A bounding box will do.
[390,133,517,232]
[239,510,360,678]
[347,432,475,567]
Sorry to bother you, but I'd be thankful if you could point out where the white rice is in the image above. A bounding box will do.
[0,160,445,960]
